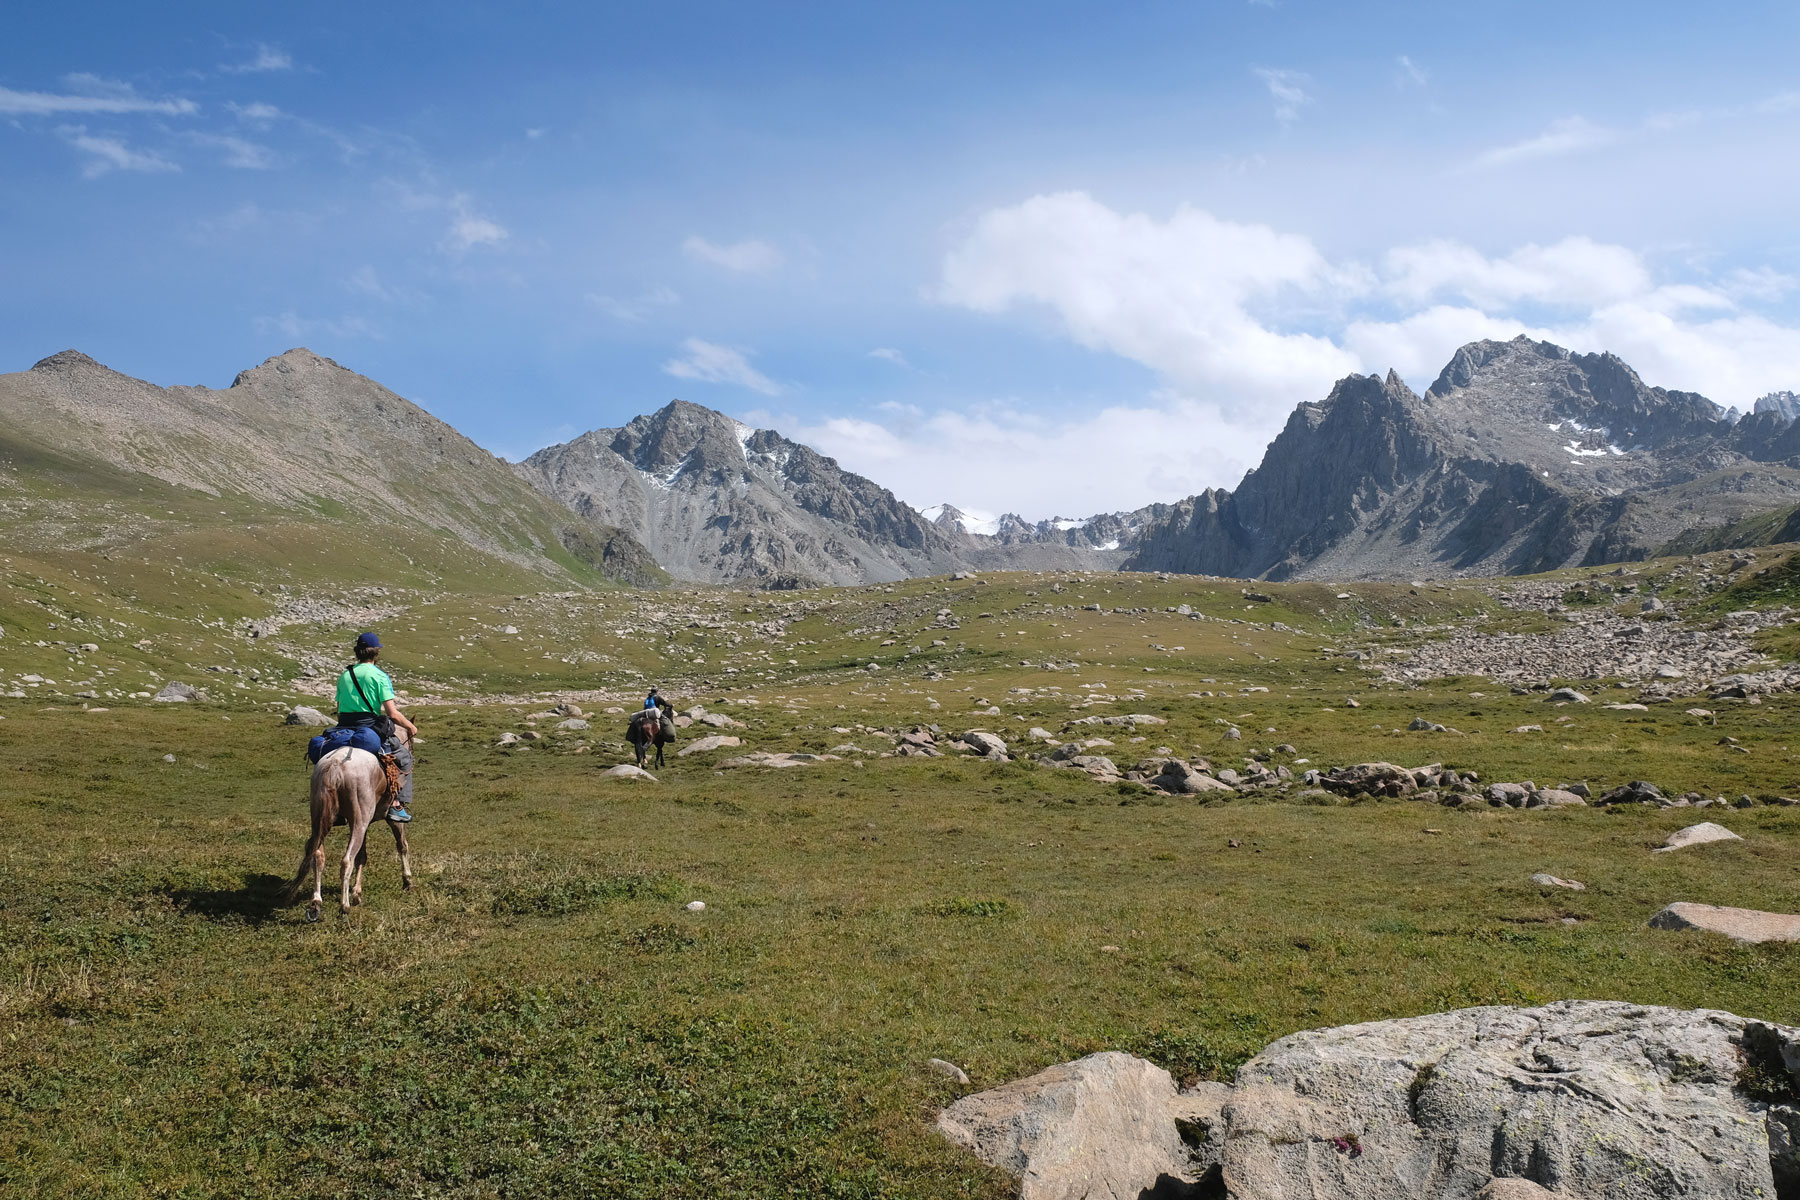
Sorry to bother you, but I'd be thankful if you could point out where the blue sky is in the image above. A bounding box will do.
[5,1,1800,519]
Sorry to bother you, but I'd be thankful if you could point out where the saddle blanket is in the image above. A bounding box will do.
[307,725,383,764]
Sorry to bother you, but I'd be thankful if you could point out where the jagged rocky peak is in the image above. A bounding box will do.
[1754,390,1800,423]
[607,399,752,473]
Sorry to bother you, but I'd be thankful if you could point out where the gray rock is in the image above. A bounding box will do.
[284,706,331,727]
[1649,902,1800,943]
[601,764,657,781]
[962,730,1010,758]
[154,681,198,703]
[1525,788,1585,809]
[937,1051,1206,1200]
[1546,687,1590,704]
[1529,873,1585,890]
[698,712,743,728]
[939,1002,1800,1200]
[677,734,742,756]
[928,1058,971,1085]
[1654,821,1743,852]
[555,717,589,731]
[1321,762,1418,797]
[1486,782,1529,807]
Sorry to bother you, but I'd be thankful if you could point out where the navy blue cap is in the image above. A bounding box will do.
[355,631,381,650]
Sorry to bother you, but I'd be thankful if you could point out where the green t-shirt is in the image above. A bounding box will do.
[336,662,395,715]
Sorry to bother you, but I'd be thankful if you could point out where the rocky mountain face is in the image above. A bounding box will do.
[1125,336,1800,580]
[0,349,662,586]
[520,400,962,587]
[520,400,1140,586]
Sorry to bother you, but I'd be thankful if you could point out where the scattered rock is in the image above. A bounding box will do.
[1595,780,1665,806]
[154,681,198,703]
[962,730,1010,758]
[937,1052,1207,1200]
[698,712,743,728]
[1546,687,1590,704]
[1530,873,1586,890]
[1602,702,1649,711]
[678,734,742,756]
[1509,724,1543,734]
[928,1058,971,1085]
[555,718,590,731]
[601,764,657,781]
[160,753,176,764]
[1649,902,1800,943]
[284,706,331,727]
[685,900,706,912]
[1525,788,1586,809]
[1322,762,1417,797]
[1654,821,1743,852]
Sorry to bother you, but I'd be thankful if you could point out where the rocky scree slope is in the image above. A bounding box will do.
[0,349,661,586]
[1125,336,1800,581]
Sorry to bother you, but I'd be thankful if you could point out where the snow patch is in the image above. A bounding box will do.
[732,421,754,461]
[1563,442,1608,458]
[1097,539,1121,551]
[1052,519,1082,531]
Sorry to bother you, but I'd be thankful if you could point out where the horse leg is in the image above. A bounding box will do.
[351,841,369,907]
[297,776,339,922]
[389,820,413,891]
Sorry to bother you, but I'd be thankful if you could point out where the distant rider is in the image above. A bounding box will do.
[335,631,419,822]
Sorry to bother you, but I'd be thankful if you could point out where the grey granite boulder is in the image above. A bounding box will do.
[940,1001,1800,1200]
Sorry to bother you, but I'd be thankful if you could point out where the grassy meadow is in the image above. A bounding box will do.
[4,553,1800,1196]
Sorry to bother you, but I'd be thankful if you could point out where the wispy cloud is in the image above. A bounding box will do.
[1396,55,1428,87]
[662,337,782,395]
[1473,115,1615,168]
[868,347,911,367]
[0,82,197,116]
[344,266,425,305]
[58,126,178,177]
[221,45,293,74]
[682,235,784,272]
[189,132,276,169]
[229,101,283,125]
[587,286,679,322]
[1253,68,1311,124]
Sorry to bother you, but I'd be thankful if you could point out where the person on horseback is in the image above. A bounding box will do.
[335,632,419,822]
[645,687,674,718]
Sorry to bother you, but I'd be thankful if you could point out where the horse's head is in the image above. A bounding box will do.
[641,715,661,741]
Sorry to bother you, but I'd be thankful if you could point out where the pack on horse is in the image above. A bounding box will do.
[285,729,414,921]
[626,706,676,767]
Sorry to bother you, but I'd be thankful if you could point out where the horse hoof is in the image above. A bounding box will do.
[402,878,414,892]
[304,906,321,923]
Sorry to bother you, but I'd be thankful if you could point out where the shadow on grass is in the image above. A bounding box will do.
[161,871,292,925]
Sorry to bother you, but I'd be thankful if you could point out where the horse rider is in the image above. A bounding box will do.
[645,687,674,719]
[335,631,419,822]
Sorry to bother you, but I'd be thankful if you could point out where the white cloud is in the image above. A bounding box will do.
[222,45,293,74]
[1396,55,1428,87]
[230,101,283,125]
[442,194,508,252]
[1472,116,1616,168]
[936,191,1359,407]
[525,127,547,140]
[58,126,178,177]
[792,395,1273,520]
[868,347,910,367]
[682,235,784,272]
[0,82,196,116]
[663,337,782,395]
[1253,68,1311,124]
[587,286,679,322]
[1383,236,1653,309]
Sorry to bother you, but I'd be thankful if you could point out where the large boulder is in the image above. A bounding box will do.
[1650,902,1800,943]
[936,1051,1213,1200]
[963,730,1010,759]
[939,1002,1800,1200]
[283,705,331,727]
[1655,822,1743,852]
[677,734,742,756]
[154,681,199,703]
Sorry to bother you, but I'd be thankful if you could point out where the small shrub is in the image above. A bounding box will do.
[922,897,1010,918]
[491,871,681,917]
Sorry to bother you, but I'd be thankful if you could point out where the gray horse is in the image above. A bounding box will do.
[284,731,413,920]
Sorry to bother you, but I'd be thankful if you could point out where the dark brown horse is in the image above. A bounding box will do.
[626,708,676,768]
[284,730,413,921]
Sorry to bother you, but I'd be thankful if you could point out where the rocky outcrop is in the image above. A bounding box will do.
[1125,337,1800,581]
[1650,902,1800,943]
[941,1001,1800,1200]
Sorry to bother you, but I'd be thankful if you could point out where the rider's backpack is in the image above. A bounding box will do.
[307,725,383,764]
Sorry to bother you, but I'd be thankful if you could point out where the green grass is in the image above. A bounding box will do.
[5,553,1800,1196]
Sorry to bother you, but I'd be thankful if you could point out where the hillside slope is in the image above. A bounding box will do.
[0,349,664,589]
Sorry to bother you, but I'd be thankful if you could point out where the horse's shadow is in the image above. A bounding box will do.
[160,872,291,925]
